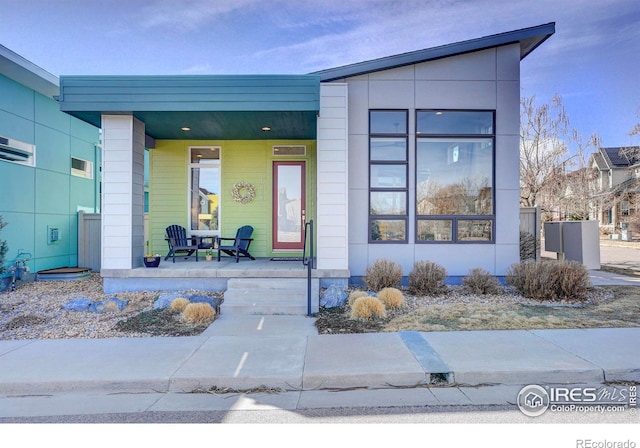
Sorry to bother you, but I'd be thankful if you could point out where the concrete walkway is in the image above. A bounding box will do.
[1,264,639,418]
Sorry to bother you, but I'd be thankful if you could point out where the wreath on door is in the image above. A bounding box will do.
[231,181,256,204]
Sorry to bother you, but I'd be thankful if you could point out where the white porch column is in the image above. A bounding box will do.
[316,83,349,270]
[101,114,146,269]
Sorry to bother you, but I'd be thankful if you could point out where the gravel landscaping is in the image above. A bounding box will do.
[0,274,222,340]
[1,273,638,340]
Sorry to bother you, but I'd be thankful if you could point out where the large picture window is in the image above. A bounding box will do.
[189,147,221,236]
[369,110,408,242]
[416,110,495,243]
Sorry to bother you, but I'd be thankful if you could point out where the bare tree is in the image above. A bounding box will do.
[519,95,572,213]
[558,132,600,220]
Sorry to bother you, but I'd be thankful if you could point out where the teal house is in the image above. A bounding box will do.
[2,23,555,312]
[0,44,100,276]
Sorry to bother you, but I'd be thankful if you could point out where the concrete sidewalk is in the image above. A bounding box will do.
[1,315,638,396]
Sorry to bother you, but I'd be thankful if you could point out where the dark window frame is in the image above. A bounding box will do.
[415,109,496,244]
[368,109,409,243]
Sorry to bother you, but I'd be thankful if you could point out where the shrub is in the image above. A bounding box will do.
[182,303,216,324]
[363,259,403,291]
[350,296,387,321]
[408,260,448,295]
[347,290,369,306]
[170,297,190,313]
[377,287,405,309]
[506,260,591,302]
[462,268,504,295]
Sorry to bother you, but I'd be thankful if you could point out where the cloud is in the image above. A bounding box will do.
[140,0,259,30]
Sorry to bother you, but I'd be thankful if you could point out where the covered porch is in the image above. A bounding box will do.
[58,75,350,310]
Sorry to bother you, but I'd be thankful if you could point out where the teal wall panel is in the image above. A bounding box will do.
[0,76,34,120]
[35,91,70,131]
[34,213,70,259]
[70,136,96,160]
[0,212,35,263]
[69,176,98,213]
[70,116,101,143]
[0,162,35,213]
[34,124,71,173]
[0,110,34,142]
[35,169,70,215]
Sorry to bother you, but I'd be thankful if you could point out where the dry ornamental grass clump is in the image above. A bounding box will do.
[181,303,216,324]
[350,296,387,321]
[347,290,369,306]
[170,297,190,313]
[377,287,405,309]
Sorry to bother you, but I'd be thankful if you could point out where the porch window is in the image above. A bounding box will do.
[416,110,495,243]
[189,147,221,236]
[369,110,408,242]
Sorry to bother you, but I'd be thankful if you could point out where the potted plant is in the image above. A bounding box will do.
[143,240,161,268]
[205,249,214,261]
[0,216,11,291]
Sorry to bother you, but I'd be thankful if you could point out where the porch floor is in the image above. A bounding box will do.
[100,257,349,294]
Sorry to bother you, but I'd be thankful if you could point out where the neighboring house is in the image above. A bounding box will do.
[53,23,554,294]
[590,146,640,231]
[0,44,100,274]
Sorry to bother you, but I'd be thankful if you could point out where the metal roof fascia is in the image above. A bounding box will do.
[58,74,321,113]
[0,44,59,98]
[314,22,556,82]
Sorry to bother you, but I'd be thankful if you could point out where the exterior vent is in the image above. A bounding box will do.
[273,145,306,156]
[0,136,35,164]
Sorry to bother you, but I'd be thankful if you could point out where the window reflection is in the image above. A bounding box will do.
[416,139,493,216]
[189,147,220,234]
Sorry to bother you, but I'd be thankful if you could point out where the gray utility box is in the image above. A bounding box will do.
[543,220,601,270]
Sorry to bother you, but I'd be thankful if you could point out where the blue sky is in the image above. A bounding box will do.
[1,0,638,147]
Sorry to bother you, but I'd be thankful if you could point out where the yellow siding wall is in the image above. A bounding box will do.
[148,140,316,259]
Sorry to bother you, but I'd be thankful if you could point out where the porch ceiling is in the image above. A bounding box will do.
[58,74,320,140]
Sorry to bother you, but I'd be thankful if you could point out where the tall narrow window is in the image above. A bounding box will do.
[416,110,495,243]
[189,147,221,236]
[369,110,408,242]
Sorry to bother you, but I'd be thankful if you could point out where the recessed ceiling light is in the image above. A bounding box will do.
[262,126,271,131]
[181,127,191,131]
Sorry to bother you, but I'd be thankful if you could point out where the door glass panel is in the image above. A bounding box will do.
[275,163,304,247]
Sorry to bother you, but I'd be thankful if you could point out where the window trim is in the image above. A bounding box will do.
[0,135,35,167]
[415,109,496,244]
[71,157,94,179]
[368,109,409,243]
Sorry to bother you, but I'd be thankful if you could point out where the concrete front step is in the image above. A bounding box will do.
[223,277,319,315]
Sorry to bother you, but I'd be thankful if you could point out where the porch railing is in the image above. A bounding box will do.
[302,219,316,316]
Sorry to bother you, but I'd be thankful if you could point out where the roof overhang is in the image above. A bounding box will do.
[0,44,59,98]
[58,75,321,140]
[313,22,556,82]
